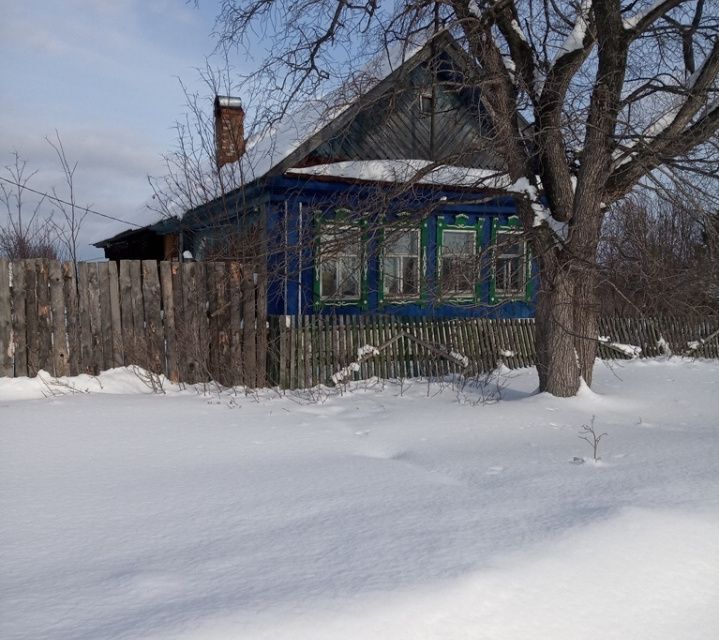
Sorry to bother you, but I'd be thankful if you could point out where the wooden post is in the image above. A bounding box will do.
[289,314,297,389]
[11,264,27,377]
[142,260,164,375]
[118,260,134,366]
[209,262,231,386]
[98,262,114,372]
[48,260,69,377]
[160,262,179,382]
[35,260,53,374]
[24,261,41,376]
[86,262,104,375]
[62,262,79,375]
[171,262,186,382]
[195,261,210,382]
[242,274,257,388]
[75,263,92,373]
[128,261,146,369]
[181,262,199,384]
[228,262,243,387]
[0,260,12,376]
[107,261,124,368]
[255,267,268,388]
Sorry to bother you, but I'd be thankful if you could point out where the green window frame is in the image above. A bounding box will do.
[490,217,532,303]
[380,225,423,303]
[314,216,366,307]
[437,216,485,301]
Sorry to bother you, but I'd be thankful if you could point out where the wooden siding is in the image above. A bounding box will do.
[312,59,503,168]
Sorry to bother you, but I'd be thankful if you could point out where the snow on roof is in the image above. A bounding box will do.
[286,160,511,189]
[239,32,437,183]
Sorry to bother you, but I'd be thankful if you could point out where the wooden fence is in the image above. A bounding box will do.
[0,259,267,387]
[1,259,717,389]
[267,314,719,389]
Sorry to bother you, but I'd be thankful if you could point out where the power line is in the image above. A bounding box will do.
[0,176,144,228]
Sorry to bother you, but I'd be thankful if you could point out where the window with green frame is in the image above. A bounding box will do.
[382,227,421,300]
[317,223,362,302]
[490,218,531,302]
[437,217,483,300]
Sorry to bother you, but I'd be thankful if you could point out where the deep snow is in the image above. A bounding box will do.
[1,359,718,639]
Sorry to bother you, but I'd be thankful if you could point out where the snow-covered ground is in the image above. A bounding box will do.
[1,359,718,640]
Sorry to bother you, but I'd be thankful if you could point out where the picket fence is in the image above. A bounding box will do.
[267,314,719,389]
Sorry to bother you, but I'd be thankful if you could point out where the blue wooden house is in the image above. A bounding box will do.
[96,32,534,319]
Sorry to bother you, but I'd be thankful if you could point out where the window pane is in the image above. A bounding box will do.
[509,257,523,291]
[319,225,361,300]
[321,227,359,258]
[384,229,420,298]
[401,257,419,295]
[442,256,475,295]
[338,257,360,297]
[441,229,476,296]
[494,229,526,297]
[320,261,338,298]
[496,231,522,257]
[383,257,401,295]
[443,230,476,255]
[386,230,418,256]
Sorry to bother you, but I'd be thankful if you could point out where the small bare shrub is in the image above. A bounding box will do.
[578,416,607,462]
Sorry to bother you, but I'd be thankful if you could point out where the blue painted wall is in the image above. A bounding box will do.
[257,175,536,319]
[185,175,535,318]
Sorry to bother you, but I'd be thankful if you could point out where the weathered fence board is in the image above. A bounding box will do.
[36,260,52,374]
[142,260,164,375]
[0,260,12,376]
[49,260,68,377]
[25,262,40,376]
[11,265,27,376]
[87,263,104,375]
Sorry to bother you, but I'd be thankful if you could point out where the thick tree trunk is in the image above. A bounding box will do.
[534,257,600,396]
[534,262,581,397]
[573,272,600,386]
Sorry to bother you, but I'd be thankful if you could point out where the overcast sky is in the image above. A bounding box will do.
[0,0,229,259]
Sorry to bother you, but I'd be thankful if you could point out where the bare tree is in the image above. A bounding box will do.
[0,152,59,260]
[599,192,719,317]
[45,132,89,267]
[208,0,719,396]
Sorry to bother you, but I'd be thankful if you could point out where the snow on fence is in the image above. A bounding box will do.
[268,316,536,389]
[267,314,719,389]
[1,258,718,389]
[0,259,267,387]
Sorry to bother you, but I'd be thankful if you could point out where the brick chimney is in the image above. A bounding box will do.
[214,96,245,167]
